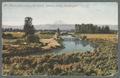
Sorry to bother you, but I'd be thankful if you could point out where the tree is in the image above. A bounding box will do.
[57,28,60,36]
[104,26,110,33]
[23,17,39,43]
[23,17,35,36]
[74,23,112,34]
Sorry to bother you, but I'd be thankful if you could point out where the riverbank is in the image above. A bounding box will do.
[3,38,63,57]
[3,38,118,76]
[2,33,118,76]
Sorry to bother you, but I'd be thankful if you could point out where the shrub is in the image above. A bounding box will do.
[2,33,15,39]
[26,35,40,43]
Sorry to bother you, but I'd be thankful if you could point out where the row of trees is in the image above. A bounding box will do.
[2,28,23,32]
[75,24,113,34]
[3,23,115,34]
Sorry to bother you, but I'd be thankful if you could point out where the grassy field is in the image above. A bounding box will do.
[4,32,25,38]
[4,32,54,39]
[75,34,118,43]
[3,32,118,40]
[2,32,118,76]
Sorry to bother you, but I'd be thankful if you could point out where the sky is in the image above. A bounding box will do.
[2,2,118,29]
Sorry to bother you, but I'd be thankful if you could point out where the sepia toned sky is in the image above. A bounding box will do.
[2,2,118,29]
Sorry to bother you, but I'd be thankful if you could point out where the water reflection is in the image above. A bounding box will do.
[75,40,88,47]
[53,35,95,55]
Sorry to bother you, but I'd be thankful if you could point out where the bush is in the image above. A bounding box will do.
[2,33,15,39]
[26,35,40,43]
[82,35,87,40]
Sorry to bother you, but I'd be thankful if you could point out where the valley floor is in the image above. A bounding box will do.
[2,32,118,76]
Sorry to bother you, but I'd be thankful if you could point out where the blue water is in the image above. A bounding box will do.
[53,35,95,55]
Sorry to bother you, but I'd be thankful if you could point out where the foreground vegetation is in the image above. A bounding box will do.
[2,33,118,76]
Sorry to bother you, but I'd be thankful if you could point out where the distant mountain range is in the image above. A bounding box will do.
[2,24,118,30]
